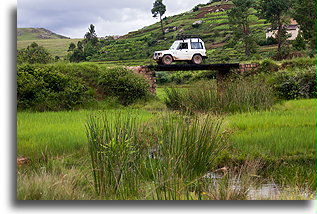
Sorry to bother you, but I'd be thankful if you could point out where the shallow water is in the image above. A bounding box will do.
[203,172,310,200]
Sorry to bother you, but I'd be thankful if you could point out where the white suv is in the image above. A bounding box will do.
[153,37,207,65]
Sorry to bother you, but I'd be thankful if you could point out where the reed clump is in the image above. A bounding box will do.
[164,78,276,114]
[86,112,229,199]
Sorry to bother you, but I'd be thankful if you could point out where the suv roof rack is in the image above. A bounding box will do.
[176,34,202,40]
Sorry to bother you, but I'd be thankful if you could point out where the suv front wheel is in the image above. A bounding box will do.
[192,54,203,64]
[162,55,173,65]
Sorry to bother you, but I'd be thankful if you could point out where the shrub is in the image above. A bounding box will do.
[292,33,306,51]
[281,57,315,70]
[98,67,150,105]
[258,59,280,73]
[270,66,316,100]
[17,64,93,111]
[17,42,52,64]
[156,72,170,84]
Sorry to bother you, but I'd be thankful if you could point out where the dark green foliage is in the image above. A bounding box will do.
[17,42,52,64]
[270,66,316,100]
[156,72,170,84]
[192,5,200,12]
[227,0,257,56]
[280,57,315,69]
[98,67,150,105]
[258,36,278,46]
[17,64,93,111]
[258,59,280,73]
[291,33,306,51]
[292,0,316,53]
[68,24,101,62]
[156,70,216,85]
[257,0,292,57]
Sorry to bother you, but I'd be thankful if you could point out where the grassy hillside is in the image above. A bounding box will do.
[17,38,82,58]
[17,1,274,63]
[17,28,70,41]
[94,1,271,63]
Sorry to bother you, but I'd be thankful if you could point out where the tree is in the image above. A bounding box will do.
[151,0,166,35]
[17,42,52,64]
[292,0,315,55]
[68,42,76,52]
[228,0,257,57]
[258,0,292,58]
[68,24,100,62]
[84,24,98,46]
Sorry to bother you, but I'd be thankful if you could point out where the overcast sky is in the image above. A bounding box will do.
[17,0,209,38]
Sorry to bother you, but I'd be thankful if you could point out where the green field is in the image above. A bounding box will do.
[17,99,316,199]
[17,38,82,58]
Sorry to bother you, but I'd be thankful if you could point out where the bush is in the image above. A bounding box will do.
[270,66,316,100]
[17,42,52,64]
[17,64,93,111]
[156,72,171,84]
[258,59,280,73]
[281,57,315,70]
[98,67,150,105]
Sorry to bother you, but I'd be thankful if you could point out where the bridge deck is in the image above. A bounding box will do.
[147,63,240,72]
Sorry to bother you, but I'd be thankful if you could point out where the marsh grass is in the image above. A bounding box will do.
[85,111,230,199]
[147,114,229,199]
[17,100,315,200]
[164,78,275,114]
[85,112,144,198]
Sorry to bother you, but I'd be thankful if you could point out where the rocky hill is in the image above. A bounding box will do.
[17,28,70,41]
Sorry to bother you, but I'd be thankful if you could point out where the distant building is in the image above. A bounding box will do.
[266,19,300,40]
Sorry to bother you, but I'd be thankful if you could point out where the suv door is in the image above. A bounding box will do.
[175,42,191,60]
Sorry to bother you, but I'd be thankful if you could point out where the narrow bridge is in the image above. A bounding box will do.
[147,63,240,72]
[128,63,258,94]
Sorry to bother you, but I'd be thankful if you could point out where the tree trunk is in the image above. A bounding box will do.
[277,18,282,56]
[243,24,250,57]
[160,15,164,35]
[245,41,250,57]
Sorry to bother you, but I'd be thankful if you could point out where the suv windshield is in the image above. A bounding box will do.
[169,42,179,50]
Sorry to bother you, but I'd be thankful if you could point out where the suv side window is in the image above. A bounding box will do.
[191,42,203,49]
[177,43,188,50]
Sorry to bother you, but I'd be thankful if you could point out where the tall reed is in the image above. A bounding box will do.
[147,114,229,199]
[164,78,275,114]
[85,112,143,199]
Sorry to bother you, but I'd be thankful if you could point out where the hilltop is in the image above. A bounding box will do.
[17,28,70,41]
